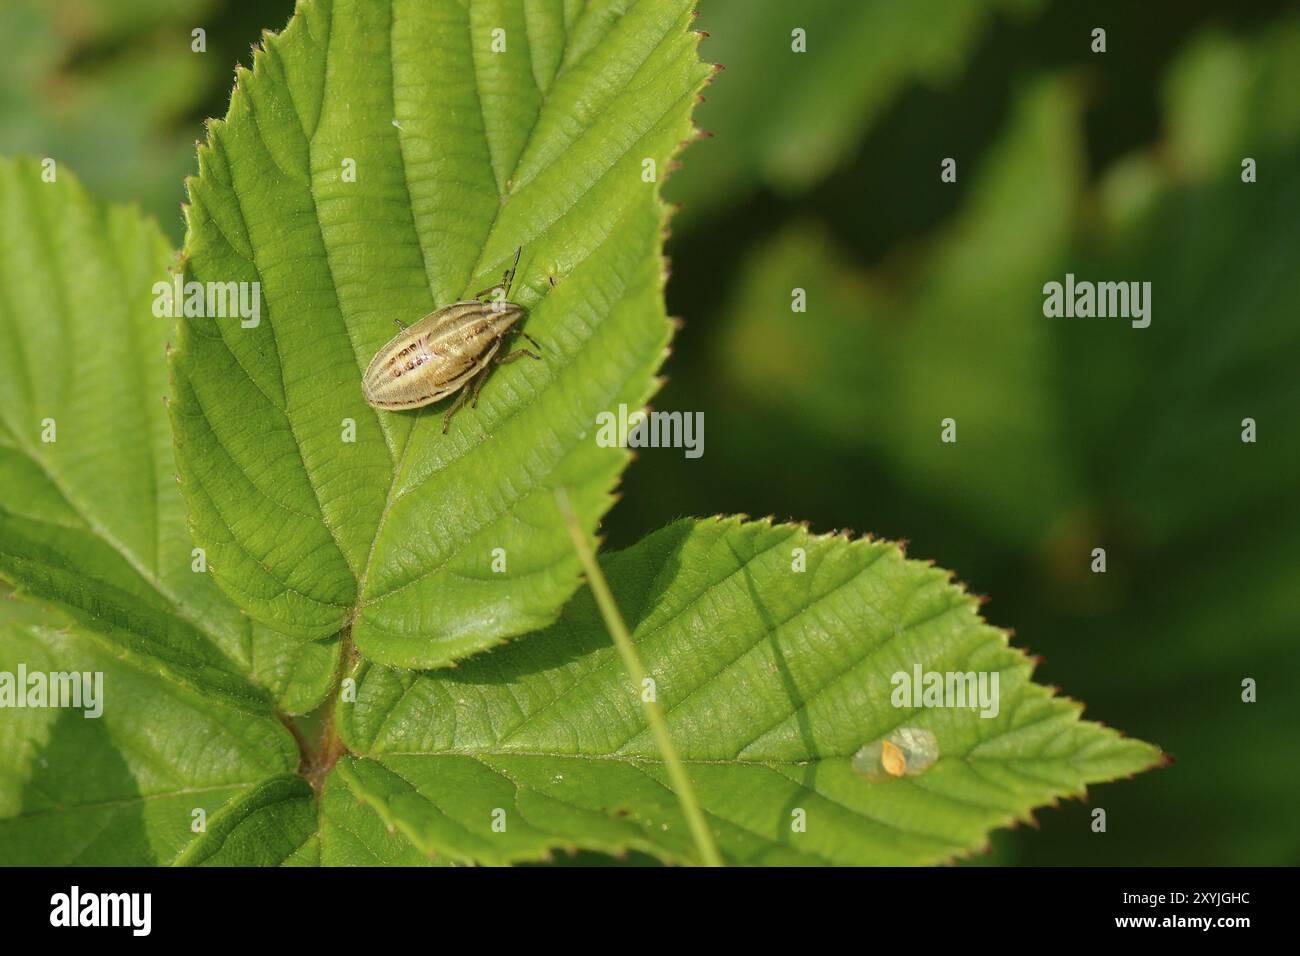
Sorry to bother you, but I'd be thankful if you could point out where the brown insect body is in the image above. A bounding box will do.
[361,300,526,410]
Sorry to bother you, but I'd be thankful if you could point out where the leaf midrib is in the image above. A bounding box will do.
[349,5,578,619]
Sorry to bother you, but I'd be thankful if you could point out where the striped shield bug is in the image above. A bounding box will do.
[361,247,541,432]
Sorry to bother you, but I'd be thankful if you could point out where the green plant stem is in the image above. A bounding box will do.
[283,629,354,794]
[555,489,724,867]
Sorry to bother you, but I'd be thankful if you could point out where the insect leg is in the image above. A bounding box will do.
[497,348,541,364]
[518,330,543,351]
[501,246,522,296]
[393,317,408,331]
[441,365,498,432]
[441,391,466,433]
[468,363,494,409]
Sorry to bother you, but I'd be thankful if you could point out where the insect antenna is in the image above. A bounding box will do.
[502,246,522,297]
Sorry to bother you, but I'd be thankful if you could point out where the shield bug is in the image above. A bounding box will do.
[361,247,541,432]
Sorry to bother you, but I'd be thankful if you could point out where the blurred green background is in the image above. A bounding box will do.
[3,0,1296,865]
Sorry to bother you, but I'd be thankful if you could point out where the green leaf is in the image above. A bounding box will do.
[317,774,449,866]
[170,0,714,669]
[335,517,1162,866]
[175,775,319,866]
[0,155,337,713]
[0,159,306,711]
[0,598,300,865]
[648,17,1300,866]
[670,0,1044,222]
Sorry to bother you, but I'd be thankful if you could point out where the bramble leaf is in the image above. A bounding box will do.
[169,0,714,668]
[334,517,1162,865]
[0,599,300,865]
[0,156,336,712]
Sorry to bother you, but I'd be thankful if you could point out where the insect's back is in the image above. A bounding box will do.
[362,300,525,410]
